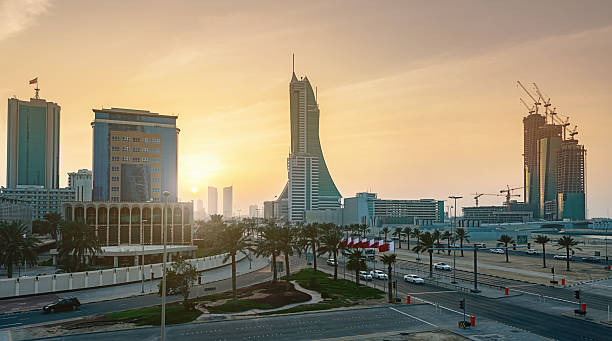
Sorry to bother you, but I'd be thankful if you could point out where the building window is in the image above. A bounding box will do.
[111,136,120,142]
[123,156,130,161]
[153,138,160,143]
[123,136,130,142]
[111,146,120,152]
[112,166,120,172]
[144,137,150,143]
[111,187,119,192]
[111,176,119,182]
[153,197,160,202]
[111,156,120,162]
[153,178,160,183]
[111,196,120,202]
[152,188,160,193]
[143,148,149,153]
[133,137,140,142]
[153,168,160,173]
[133,147,140,152]
[122,146,130,152]
[143,157,149,162]
[133,157,140,162]
[152,148,160,153]
[153,158,160,163]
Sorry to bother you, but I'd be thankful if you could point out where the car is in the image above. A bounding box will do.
[54,269,66,274]
[526,249,540,255]
[326,258,338,266]
[403,274,424,284]
[474,243,486,248]
[581,257,601,263]
[554,254,573,260]
[434,262,452,271]
[370,270,388,280]
[490,248,505,254]
[43,297,80,313]
[359,271,373,281]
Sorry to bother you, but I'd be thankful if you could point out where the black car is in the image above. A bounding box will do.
[43,297,81,313]
[581,257,601,263]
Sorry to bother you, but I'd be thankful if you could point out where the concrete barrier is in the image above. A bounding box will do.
[0,252,244,298]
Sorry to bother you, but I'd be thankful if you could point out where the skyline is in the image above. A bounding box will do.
[1,1,612,216]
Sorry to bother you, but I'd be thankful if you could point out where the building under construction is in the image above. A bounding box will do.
[519,82,586,221]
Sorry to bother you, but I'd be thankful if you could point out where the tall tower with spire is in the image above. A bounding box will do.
[276,58,342,222]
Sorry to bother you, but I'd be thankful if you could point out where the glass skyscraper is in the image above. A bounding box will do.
[91,108,179,202]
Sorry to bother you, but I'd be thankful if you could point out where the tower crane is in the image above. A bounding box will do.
[533,83,552,122]
[520,98,535,114]
[472,193,503,207]
[568,125,578,139]
[499,185,523,212]
[517,81,541,115]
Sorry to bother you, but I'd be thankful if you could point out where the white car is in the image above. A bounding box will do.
[526,249,540,255]
[554,254,573,260]
[326,258,338,266]
[490,248,505,254]
[370,270,388,280]
[403,274,424,284]
[434,262,452,271]
[359,271,373,281]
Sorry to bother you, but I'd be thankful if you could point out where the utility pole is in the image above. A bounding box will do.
[449,195,462,284]
[161,191,170,341]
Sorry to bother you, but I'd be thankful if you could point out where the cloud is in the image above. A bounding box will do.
[0,0,51,42]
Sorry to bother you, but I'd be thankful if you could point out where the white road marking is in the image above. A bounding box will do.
[388,307,438,327]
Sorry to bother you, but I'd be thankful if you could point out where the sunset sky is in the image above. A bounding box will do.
[0,0,611,217]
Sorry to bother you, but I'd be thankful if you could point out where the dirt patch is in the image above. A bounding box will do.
[10,316,138,341]
[334,329,467,341]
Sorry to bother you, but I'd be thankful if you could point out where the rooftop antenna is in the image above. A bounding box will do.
[292,53,295,74]
[29,77,39,99]
[315,86,318,102]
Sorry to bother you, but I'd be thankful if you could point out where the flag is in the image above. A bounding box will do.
[339,237,346,247]
[29,77,38,84]
[379,243,390,252]
[346,237,352,247]
[389,241,395,252]
[369,240,376,248]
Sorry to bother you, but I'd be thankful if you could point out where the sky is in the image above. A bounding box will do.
[0,0,611,217]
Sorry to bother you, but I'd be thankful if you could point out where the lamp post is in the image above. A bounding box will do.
[449,195,462,284]
[160,191,170,341]
[141,218,145,293]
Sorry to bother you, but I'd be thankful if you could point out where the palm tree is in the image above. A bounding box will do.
[393,228,402,249]
[218,223,253,304]
[43,212,63,240]
[381,227,390,242]
[410,228,421,259]
[319,225,343,280]
[346,249,366,288]
[254,222,281,283]
[301,223,320,271]
[380,254,397,303]
[557,236,581,271]
[277,226,299,290]
[0,221,40,278]
[455,228,469,257]
[402,226,412,250]
[432,230,441,254]
[497,234,514,263]
[535,235,550,268]
[442,231,452,255]
[58,220,101,272]
[413,232,435,278]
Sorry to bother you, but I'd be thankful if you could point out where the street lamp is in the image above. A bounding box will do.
[160,190,170,341]
[449,195,462,284]
[141,216,145,293]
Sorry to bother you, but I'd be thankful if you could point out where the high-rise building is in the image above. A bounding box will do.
[68,169,92,201]
[523,113,546,215]
[91,108,179,203]
[208,186,218,215]
[249,204,258,218]
[556,139,586,220]
[0,186,75,221]
[6,96,61,189]
[275,65,341,222]
[223,186,233,218]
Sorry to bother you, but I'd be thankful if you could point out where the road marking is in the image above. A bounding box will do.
[406,290,457,295]
[511,289,575,304]
[0,322,22,329]
[388,307,438,327]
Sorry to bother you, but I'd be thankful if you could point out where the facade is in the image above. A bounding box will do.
[68,169,92,201]
[0,201,32,230]
[275,68,342,222]
[208,186,218,215]
[62,201,193,246]
[6,97,61,189]
[223,186,233,218]
[249,204,258,218]
[373,198,444,225]
[0,186,75,220]
[523,113,546,216]
[556,139,586,220]
[263,200,275,219]
[462,205,533,224]
[91,108,179,203]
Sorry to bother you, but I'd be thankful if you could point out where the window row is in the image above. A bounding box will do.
[111,156,158,163]
[109,146,160,153]
[111,136,160,143]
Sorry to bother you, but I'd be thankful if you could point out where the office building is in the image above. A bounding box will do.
[223,186,233,218]
[0,200,32,230]
[68,169,92,201]
[0,186,75,221]
[6,96,60,189]
[249,204,258,218]
[207,186,218,215]
[462,206,533,224]
[274,65,342,222]
[91,108,179,203]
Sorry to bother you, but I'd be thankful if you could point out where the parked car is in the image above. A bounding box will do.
[581,257,601,263]
[474,243,486,248]
[403,274,424,284]
[326,258,338,266]
[526,249,540,255]
[370,270,388,280]
[359,271,373,281]
[490,248,505,254]
[554,254,573,260]
[54,269,66,274]
[434,262,452,271]
[43,297,80,313]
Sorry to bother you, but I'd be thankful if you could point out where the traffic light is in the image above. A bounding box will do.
[551,267,555,274]
[575,290,580,300]
[459,299,465,310]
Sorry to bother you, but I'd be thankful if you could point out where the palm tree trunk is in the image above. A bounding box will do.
[505,248,509,263]
[447,237,451,255]
[333,250,338,280]
[460,239,464,257]
[387,264,393,303]
[7,263,13,279]
[566,248,570,271]
[355,270,360,288]
[312,241,317,272]
[398,237,401,249]
[284,251,290,290]
[232,253,237,305]
[271,251,277,283]
[542,245,546,268]
[407,236,410,251]
[429,251,433,278]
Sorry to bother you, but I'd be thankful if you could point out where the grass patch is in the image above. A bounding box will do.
[285,268,383,300]
[195,247,223,258]
[105,303,201,326]
[258,298,354,315]
[207,299,273,313]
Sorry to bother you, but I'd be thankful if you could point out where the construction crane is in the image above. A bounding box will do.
[499,185,523,212]
[520,98,535,114]
[472,193,504,207]
[517,81,541,114]
[533,83,552,122]
[568,125,579,139]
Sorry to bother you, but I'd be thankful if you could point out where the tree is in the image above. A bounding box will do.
[413,232,435,278]
[218,223,253,304]
[158,256,198,311]
[380,254,397,303]
[557,236,581,271]
[381,227,390,242]
[402,226,412,250]
[58,220,101,272]
[43,213,63,240]
[301,223,320,271]
[456,228,469,257]
[442,231,452,256]
[319,225,343,280]
[0,221,40,278]
[410,228,422,260]
[393,228,402,249]
[432,230,441,254]
[254,222,281,283]
[346,249,366,288]
[277,226,300,290]
[497,234,514,263]
[535,235,550,268]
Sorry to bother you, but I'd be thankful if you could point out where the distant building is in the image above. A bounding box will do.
[6,96,61,189]
[1,186,75,220]
[91,108,179,203]
[223,186,233,218]
[208,186,218,215]
[249,204,258,218]
[0,200,32,230]
[462,206,533,224]
[68,169,92,201]
[263,200,275,219]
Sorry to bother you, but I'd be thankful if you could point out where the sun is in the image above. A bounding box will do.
[191,186,198,193]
